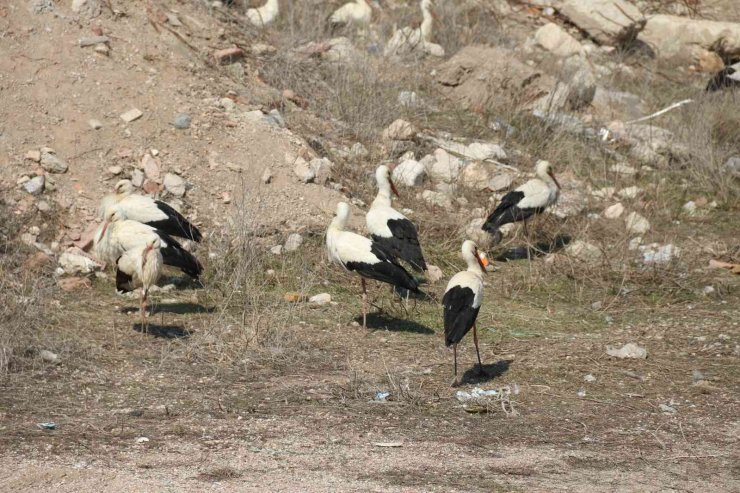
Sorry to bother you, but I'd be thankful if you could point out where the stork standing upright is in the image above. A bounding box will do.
[482,160,560,237]
[328,0,372,33]
[116,237,164,330]
[246,0,280,27]
[327,202,421,328]
[366,165,427,272]
[384,0,444,57]
[706,61,740,92]
[443,240,489,385]
[100,180,202,242]
[95,207,202,279]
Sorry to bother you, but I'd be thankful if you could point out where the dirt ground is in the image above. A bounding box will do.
[1,1,739,492]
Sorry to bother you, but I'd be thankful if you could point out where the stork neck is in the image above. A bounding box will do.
[538,172,557,190]
[463,251,485,276]
[420,7,433,41]
[373,181,393,208]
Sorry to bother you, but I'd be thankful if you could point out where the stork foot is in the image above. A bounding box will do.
[450,376,462,388]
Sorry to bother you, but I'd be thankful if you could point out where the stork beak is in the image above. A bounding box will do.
[476,251,489,273]
[100,220,110,237]
[389,177,400,197]
[548,170,561,189]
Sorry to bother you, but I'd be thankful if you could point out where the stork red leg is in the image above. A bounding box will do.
[361,277,368,328]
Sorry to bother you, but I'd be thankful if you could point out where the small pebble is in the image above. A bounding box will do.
[89,119,103,130]
[173,113,192,129]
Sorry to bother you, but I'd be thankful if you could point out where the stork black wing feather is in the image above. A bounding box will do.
[443,286,479,346]
[145,200,202,242]
[154,231,203,279]
[372,218,427,271]
[115,257,135,293]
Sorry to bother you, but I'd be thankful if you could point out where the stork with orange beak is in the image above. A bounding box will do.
[366,165,427,273]
[482,160,561,237]
[115,237,163,330]
[443,240,489,385]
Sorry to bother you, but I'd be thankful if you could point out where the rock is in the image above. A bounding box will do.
[24,176,45,195]
[284,233,303,252]
[221,192,232,204]
[560,57,597,110]
[163,173,186,197]
[120,108,143,123]
[467,142,507,161]
[426,264,444,283]
[213,47,245,64]
[393,159,427,187]
[610,163,637,176]
[71,0,100,18]
[603,202,624,219]
[640,243,679,264]
[383,119,417,141]
[141,154,160,182]
[270,245,283,255]
[488,173,513,191]
[591,88,646,121]
[659,403,677,414]
[261,168,273,184]
[349,143,369,161]
[284,292,307,303]
[625,211,650,235]
[29,0,55,14]
[628,237,642,250]
[131,169,145,188]
[251,43,276,56]
[39,349,60,364]
[696,49,724,73]
[606,342,647,359]
[23,251,51,271]
[534,23,583,57]
[560,0,645,46]
[460,162,491,190]
[58,276,92,291]
[584,374,597,383]
[682,201,697,216]
[108,165,122,175]
[398,91,419,107]
[293,157,315,183]
[565,240,602,263]
[725,156,740,178]
[37,200,51,212]
[429,148,465,183]
[40,151,68,173]
[78,36,109,48]
[692,369,706,383]
[639,15,740,63]
[309,157,333,185]
[173,114,192,129]
[421,190,453,209]
[618,124,688,166]
[265,109,285,128]
[309,293,331,305]
[26,150,41,162]
[618,186,643,199]
[58,248,104,275]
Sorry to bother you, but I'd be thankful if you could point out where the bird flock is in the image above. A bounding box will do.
[326,161,561,384]
[90,159,560,384]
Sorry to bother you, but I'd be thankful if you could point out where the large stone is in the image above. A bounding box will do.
[534,23,583,57]
[639,15,740,62]
[592,88,646,121]
[560,0,645,46]
[141,154,161,183]
[309,157,333,185]
[603,202,624,219]
[293,157,315,183]
[460,162,491,190]
[40,151,68,173]
[725,156,740,178]
[565,240,602,263]
[58,247,104,275]
[625,211,650,235]
[428,148,465,183]
[284,233,303,252]
[393,159,427,187]
[163,173,186,197]
[71,0,101,18]
[383,119,417,141]
[421,190,453,209]
[24,175,45,195]
[488,173,513,191]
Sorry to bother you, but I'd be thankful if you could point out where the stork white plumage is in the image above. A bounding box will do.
[327,202,421,328]
[116,237,164,330]
[443,240,489,384]
[366,165,427,272]
[246,0,280,27]
[384,0,444,57]
[328,0,372,33]
[100,180,202,242]
[482,160,560,236]
[95,207,202,279]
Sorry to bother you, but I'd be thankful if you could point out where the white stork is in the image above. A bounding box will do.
[443,240,489,384]
[328,0,372,33]
[95,207,202,279]
[116,237,163,330]
[246,0,280,27]
[327,202,421,328]
[366,165,427,272]
[384,0,444,58]
[706,61,740,92]
[99,180,202,242]
[482,160,560,236]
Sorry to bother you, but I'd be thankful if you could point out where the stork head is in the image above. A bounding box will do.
[114,179,134,195]
[462,239,489,273]
[535,160,560,190]
[421,0,438,18]
[332,201,351,230]
[99,206,124,239]
[375,165,399,197]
